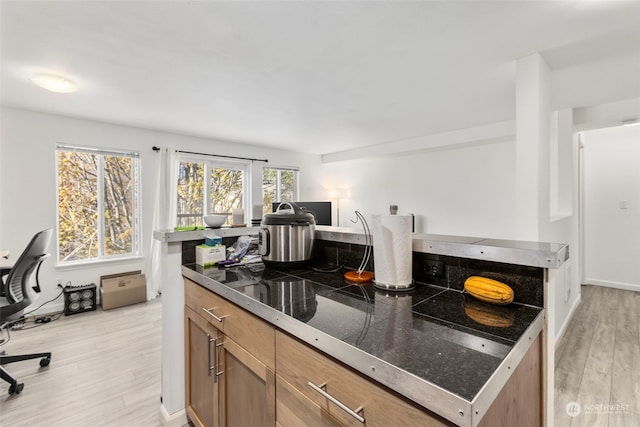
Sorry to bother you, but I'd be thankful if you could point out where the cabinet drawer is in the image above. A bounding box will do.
[185,278,275,370]
[276,375,342,427]
[185,277,227,328]
[276,331,453,427]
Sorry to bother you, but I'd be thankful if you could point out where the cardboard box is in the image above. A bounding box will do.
[100,271,147,310]
[196,244,226,267]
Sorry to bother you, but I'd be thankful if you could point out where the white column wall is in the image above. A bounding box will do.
[515,53,550,242]
[515,52,580,427]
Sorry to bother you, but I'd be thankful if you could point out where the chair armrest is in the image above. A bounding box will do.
[0,266,10,297]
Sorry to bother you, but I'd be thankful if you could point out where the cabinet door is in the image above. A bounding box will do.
[185,306,222,427]
[219,336,276,427]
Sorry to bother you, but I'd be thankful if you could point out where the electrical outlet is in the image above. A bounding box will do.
[424,260,446,279]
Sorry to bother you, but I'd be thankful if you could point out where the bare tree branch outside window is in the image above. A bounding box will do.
[176,161,246,227]
[57,147,140,263]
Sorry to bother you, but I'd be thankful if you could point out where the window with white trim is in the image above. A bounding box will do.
[262,166,299,214]
[56,144,141,263]
[176,158,249,227]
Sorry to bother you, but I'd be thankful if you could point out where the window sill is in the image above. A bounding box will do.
[55,255,144,270]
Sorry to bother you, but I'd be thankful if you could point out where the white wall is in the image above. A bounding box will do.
[582,124,640,290]
[316,139,517,238]
[0,107,320,313]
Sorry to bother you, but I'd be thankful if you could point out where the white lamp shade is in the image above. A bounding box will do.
[327,188,349,199]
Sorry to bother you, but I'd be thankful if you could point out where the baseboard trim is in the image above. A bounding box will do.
[555,294,581,348]
[584,279,640,292]
[160,404,188,427]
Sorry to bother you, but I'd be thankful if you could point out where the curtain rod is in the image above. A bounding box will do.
[152,146,268,163]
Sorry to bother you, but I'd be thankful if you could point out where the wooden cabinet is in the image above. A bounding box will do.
[276,330,542,427]
[185,277,541,427]
[477,335,542,427]
[185,305,221,427]
[275,331,454,427]
[185,278,276,427]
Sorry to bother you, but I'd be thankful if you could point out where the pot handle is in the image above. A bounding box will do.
[259,228,270,256]
[276,201,304,215]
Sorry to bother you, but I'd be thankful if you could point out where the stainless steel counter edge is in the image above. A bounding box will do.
[183,266,542,427]
[470,311,545,426]
[318,227,569,269]
[156,226,569,269]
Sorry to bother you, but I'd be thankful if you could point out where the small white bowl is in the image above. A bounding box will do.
[203,214,229,228]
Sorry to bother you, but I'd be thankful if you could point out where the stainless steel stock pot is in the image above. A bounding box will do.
[258,202,315,268]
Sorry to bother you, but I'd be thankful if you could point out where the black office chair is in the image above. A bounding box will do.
[0,228,53,395]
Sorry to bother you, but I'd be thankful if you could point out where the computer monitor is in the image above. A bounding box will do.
[272,201,332,226]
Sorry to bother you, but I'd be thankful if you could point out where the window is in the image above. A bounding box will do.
[56,144,141,263]
[262,167,298,214]
[177,159,248,227]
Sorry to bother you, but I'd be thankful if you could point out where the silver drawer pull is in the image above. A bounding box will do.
[307,381,365,423]
[202,307,227,323]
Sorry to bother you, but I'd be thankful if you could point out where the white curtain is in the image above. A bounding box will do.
[145,146,178,299]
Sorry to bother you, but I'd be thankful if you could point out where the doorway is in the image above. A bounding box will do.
[579,124,640,291]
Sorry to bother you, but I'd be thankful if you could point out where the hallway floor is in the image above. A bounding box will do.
[555,285,640,426]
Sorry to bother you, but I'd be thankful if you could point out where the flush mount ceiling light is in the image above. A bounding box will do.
[30,73,77,93]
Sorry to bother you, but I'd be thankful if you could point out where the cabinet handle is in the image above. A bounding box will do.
[202,307,227,323]
[212,336,219,383]
[215,341,224,379]
[207,335,215,378]
[307,381,365,423]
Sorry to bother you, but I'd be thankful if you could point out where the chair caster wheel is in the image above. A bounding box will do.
[8,382,24,395]
[39,357,51,367]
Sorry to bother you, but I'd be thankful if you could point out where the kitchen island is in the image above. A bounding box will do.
[153,226,567,426]
[182,261,543,426]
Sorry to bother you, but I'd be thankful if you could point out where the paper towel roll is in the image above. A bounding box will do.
[372,214,413,290]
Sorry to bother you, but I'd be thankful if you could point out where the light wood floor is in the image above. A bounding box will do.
[555,285,640,427]
[0,298,163,427]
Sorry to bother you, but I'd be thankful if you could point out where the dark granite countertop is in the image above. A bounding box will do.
[182,262,544,427]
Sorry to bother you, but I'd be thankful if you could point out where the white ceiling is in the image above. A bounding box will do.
[1,0,639,155]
